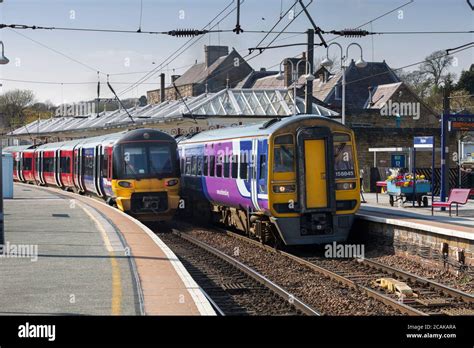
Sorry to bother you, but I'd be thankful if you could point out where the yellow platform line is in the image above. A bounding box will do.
[79,203,122,315]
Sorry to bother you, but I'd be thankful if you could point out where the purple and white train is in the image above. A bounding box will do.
[178,115,361,245]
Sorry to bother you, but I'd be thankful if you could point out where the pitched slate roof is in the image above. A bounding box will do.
[364,82,403,109]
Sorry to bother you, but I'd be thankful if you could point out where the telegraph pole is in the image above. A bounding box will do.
[304,29,314,114]
[440,85,451,205]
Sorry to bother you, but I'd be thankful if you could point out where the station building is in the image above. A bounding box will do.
[6,46,468,192]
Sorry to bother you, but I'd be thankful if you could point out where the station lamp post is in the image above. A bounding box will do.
[321,42,367,125]
[276,58,315,116]
[0,40,9,248]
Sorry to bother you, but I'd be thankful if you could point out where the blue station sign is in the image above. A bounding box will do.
[391,154,406,168]
[414,136,434,149]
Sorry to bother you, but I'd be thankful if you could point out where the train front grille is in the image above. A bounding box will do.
[130,192,168,213]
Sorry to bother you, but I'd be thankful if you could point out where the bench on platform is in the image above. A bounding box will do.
[431,188,472,217]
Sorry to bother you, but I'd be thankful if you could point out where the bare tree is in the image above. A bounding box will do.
[420,50,454,87]
[0,89,36,129]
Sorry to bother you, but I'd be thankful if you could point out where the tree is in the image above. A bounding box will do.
[0,89,35,129]
[399,69,432,99]
[420,50,454,87]
[455,65,474,94]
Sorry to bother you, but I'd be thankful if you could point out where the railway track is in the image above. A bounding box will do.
[221,228,474,316]
[158,230,319,316]
[173,222,474,316]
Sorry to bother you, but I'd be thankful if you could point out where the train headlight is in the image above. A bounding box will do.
[118,181,133,188]
[336,182,356,190]
[272,184,296,193]
[165,179,179,187]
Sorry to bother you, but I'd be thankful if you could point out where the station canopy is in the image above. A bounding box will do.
[8,88,339,138]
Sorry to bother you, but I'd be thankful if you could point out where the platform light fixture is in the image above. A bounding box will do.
[276,58,315,115]
[321,42,366,125]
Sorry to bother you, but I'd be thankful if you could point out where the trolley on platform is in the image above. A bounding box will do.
[386,180,430,207]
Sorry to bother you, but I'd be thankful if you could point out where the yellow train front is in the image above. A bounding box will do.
[104,129,180,222]
[267,116,361,245]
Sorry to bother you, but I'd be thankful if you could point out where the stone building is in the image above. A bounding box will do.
[147,45,253,104]
[242,59,458,190]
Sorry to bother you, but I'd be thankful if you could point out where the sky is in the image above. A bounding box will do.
[0,0,472,104]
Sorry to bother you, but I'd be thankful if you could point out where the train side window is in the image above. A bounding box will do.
[197,156,203,176]
[102,155,108,177]
[259,155,267,179]
[239,152,248,179]
[209,156,215,177]
[60,157,70,174]
[216,155,223,177]
[185,157,191,175]
[84,156,94,177]
[23,158,32,171]
[223,155,230,178]
[203,156,209,176]
[191,156,197,175]
[231,155,238,179]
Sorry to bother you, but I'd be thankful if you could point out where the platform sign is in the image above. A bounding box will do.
[391,154,406,168]
[449,114,474,131]
[414,136,434,149]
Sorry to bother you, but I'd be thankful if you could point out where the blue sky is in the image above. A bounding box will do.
[0,0,472,104]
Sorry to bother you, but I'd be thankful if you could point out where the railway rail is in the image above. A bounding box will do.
[158,230,319,316]
[178,224,474,316]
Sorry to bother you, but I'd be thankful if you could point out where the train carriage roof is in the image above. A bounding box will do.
[178,115,348,145]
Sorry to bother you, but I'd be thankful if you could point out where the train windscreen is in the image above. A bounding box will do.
[117,142,177,179]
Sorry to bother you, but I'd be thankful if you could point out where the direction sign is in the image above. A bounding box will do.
[391,154,406,168]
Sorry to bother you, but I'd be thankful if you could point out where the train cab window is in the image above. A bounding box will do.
[203,156,209,176]
[23,157,32,171]
[274,134,293,145]
[273,134,295,173]
[209,156,215,177]
[60,157,71,174]
[333,133,355,178]
[123,145,147,175]
[216,155,223,177]
[231,155,238,179]
[149,144,173,174]
[223,155,230,178]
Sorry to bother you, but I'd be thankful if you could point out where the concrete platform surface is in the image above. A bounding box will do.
[0,183,215,316]
[358,193,474,239]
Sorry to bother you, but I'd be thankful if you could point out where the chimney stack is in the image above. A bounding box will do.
[160,73,165,102]
[205,45,228,68]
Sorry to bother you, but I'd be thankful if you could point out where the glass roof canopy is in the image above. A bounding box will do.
[8,89,339,137]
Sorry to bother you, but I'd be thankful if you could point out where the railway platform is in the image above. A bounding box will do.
[355,192,474,266]
[0,183,215,316]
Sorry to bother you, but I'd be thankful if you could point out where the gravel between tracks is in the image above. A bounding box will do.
[365,250,474,294]
[177,225,402,316]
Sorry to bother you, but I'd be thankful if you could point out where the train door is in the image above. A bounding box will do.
[256,139,268,208]
[18,152,25,182]
[79,147,86,192]
[38,151,45,185]
[55,149,62,187]
[94,145,104,197]
[296,127,335,212]
[250,139,260,211]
